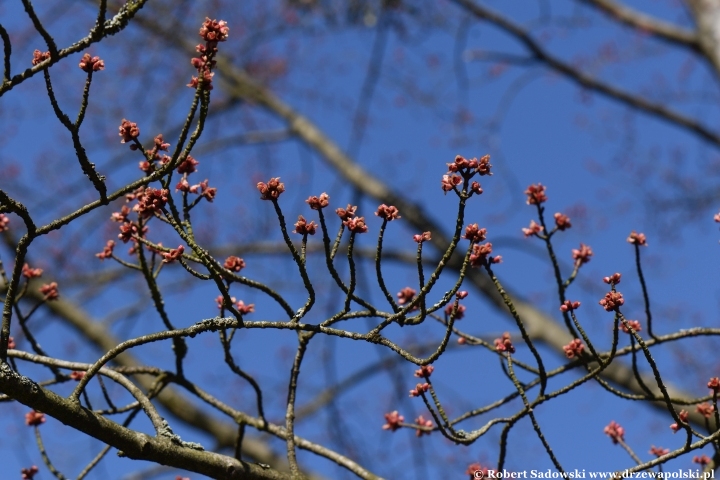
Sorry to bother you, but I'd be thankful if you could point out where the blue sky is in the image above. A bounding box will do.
[1,1,720,479]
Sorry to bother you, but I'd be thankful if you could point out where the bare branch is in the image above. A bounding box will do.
[577,0,699,50]
[452,0,720,148]
[186,33,718,428]
[0,363,291,480]
[685,0,720,76]
[0,282,294,472]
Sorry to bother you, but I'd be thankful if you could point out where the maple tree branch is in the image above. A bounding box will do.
[577,0,699,50]
[195,40,716,429]
[0,361,290,480]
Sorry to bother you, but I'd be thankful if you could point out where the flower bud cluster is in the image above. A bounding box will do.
[188,18,229,90]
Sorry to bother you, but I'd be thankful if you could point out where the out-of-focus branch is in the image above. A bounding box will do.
[685,0,720,76]
[577,0,699,50]
[452,0,720,148]
[192,129,293,157]
[347,13,389,159]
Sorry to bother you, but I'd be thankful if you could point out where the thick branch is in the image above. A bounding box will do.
[685,0,720,76]
[0,363,288,480]
[0,282,291,472]
[577,0,699,50]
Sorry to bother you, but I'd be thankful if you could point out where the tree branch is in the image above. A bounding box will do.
[204,41,714,428]
[577,0,699,50]
[0,362,289,480]
[0,281,297,475]
[685,0,720,77]
[452,0,720,148]
[0,0,148,96]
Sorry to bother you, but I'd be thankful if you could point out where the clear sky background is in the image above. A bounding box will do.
[1,1,720,479]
